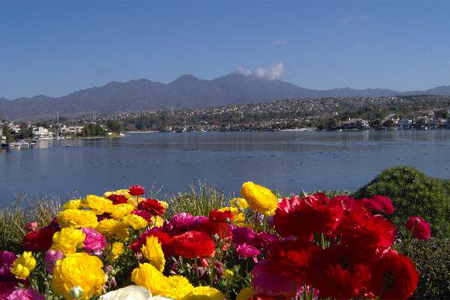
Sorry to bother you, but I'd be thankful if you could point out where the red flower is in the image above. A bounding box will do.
[171,231,215,258]
[274,193,343,238]
[138,199,166,216]
[129,185,145,196]
[131,210,154,223]
[209,209,233,223]
[23,227,56,252]
[336,212,395,258]
[198,219,232,239]
[370,251,419,299]
[131,229,174,256]
[306,245,372,299]
[268,240,320,279]
[406,216,431,241]
[107,194,128,205]
[362,196,394,215]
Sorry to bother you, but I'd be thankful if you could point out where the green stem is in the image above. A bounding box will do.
[194,258,200,286]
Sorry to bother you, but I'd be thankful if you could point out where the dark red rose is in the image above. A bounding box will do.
[370,250,419,299]
[362,196,394,215]
[306,245,372,299]
[23,227,56,252]
[405,216,431,241]
[129,185,145,196]
[274,193,343,238]
[131,229,173,256]
[336,212,395,259]
[138,199,166,216]
[209,209,233,223]
[268,240,320,279]
[107,194,128,205]
[171,231,215,258]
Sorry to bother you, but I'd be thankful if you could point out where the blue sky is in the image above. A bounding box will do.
[1,1,450,99]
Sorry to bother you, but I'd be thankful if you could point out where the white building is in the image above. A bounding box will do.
[32,127,54,139]
[60,125,84,136]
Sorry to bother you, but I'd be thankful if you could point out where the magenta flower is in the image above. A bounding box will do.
[236,243,261,258]
[165,213,207,235]
[0,282,15,299]
[6,287,45,300]
[253,232,278,250]
[362,195,394,215]
[44,249,64,273]
[82,228,106,255]
[406,216,431,241]
[232,227,255,246]
[0,251,16,282]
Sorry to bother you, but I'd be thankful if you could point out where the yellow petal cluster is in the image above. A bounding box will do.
[219,207,245,224]
[52,253,106,300]
[63,199,83,210]
[96,219,129,240]
[132,263,193,299]
[236,286,255,300]
[111,203,135,219]
[123,214,148,230]
[11,251,36,280]
[230,197,249,209]
[108,242,124,260]
[141,236,165,272]
[224,269,234,280]
[151,216,164,227]
[52,228,86,255]
[158,200,169,209]
[182,286,225,300]
[58,209,98,228]
[84,195,114,215]
[240,182,278,216]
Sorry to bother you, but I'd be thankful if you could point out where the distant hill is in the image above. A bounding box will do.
[0,73,449,120]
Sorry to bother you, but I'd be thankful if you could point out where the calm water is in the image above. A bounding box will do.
[1,130,450,205]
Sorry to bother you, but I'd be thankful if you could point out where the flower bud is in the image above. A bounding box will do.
[25,221,38,232]
[69,286,83,299]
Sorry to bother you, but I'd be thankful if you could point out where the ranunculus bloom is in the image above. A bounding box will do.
[44,249,64,273]
[25,222,38,232]
[0,282,15,299]
[132,210,154,223]
[58,209,99,228]
[6,287,45,300]
[138,199,166,216]
[99,285,152,300]
[232,227,255,246]
[52,253,106,300]
[240,182,279,216]
[141,236,166,272]
[51,227,86,255]
[129,185,145,196]
[306,245,372,299]
[0,251,17,282]
[11,252,36,280]
[362,195,394,215]
[406,216,431,241]
[209,209,233,223]
[23,226,56,252]
[165,213,205,235]
[131,229,174,257]
[236,244,261,258]
[274,193,343,238]
[82,228,106,255]
[370,251,419,299]
[171,231,215,258]
[253,232,278,250]
[107,194,128,205]
[198,219,232,239]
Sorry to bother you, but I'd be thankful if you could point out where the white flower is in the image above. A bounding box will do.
[99,285,174,300]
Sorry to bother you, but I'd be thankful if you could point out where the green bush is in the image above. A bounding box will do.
[404,237,450,299]
[355,166,450,236]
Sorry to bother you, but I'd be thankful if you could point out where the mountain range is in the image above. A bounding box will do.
[1,73,450,121]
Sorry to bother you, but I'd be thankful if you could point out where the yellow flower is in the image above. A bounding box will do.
[240,182,278,216]
[111,203,135,219]
[182,286,225,300]
[158,200,169,209]
[58,209,98,228]
[52,228,86,255]
[141,236,165,271]
[236,286,255,300]
[132,263,193,298]
[224,269,234,280]
[63,199,83,210]
[83,195,114,215]
[96,219,129,241]
[231,197,249,209]
[123,214,148,230]
[52,253,106,300]
[108,242,124,260]
[151,216,164,227]
[11,251,36,280]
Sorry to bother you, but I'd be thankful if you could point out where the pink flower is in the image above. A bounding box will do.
[165,213,206,235]
[406,216,431,240]
[236,243,261,258]
[362,196,394,215]
[6,288,45,300]
[44,249,64,273]
[82,228,106,255]
[25,222,38,232]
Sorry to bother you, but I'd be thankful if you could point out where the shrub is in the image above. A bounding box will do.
[355,166,450,236]
[404,237,450,299]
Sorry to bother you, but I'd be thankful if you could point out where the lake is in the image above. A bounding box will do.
[1,130,449,206]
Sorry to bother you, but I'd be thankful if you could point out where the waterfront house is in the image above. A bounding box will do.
[32,127,54,139]
[340,118,370,130]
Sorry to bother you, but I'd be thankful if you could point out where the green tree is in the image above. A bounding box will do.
[2,126,13,143]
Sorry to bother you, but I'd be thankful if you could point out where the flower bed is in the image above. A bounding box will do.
[0,182,430,299]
